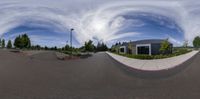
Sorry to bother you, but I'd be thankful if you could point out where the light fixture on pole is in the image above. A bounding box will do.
[70,28,74,56]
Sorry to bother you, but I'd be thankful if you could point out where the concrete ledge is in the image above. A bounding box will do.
[106,51,199,71]
[55,52,69,60]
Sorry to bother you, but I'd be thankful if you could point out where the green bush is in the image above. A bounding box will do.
[62,51,71,54]
[118,54,154,60]
[132,54,154,60]
[173,48,192,56]
[61,51,81,56]
[153,55,168,59]
[113,48,192,60]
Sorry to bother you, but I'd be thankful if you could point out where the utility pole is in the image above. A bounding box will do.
[70,28,74,56]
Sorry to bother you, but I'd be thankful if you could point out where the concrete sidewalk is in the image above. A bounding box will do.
[107,51,199,71]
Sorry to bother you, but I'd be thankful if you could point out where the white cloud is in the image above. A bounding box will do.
[0,0,200,46]
[29,35,67,47]
[106,32,141,42]
[168,37,183,46]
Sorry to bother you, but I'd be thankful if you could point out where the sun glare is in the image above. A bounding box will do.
[92,20,106,32]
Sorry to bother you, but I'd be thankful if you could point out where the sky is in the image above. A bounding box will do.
[0,0,200,47]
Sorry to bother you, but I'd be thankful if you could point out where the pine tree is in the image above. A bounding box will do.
[21,34,31,48]
[14,35,21,48]
[54,46,57,50]
[0,39,1,47]
[64,44,70,51]
[14,34,31,49]
[96,42,108,52]
[7,40,12,48]
[2,39,5,48]
[45,46,48,50]
[84,40,95,52]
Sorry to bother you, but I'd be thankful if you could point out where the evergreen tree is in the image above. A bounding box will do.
[84,40,95,52]
[102,43,108,51]
[14,34,31,49]
[54,46,57,50]
[35,45,41,50]
[44,46,48,50]
[64,44,70,51]
[21,34,31,48]
[7,40,12,48]
[96,42,108,51]
[14,35,21,48]
[2,39,5,48]
[96,42,101,51]
[0,39,1,47]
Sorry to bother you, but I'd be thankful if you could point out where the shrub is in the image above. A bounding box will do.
[153,55,168,59]
[174,48,191,56]
[118,54,154,60]
[113,48,192,60]
[132,54,154,60]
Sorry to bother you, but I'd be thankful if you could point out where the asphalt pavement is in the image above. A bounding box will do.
[0,50,200,99]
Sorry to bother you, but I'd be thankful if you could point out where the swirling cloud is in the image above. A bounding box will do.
[0,0,199,46]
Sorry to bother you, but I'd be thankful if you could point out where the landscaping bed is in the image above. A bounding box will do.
[113,48,192,60]
[58,51,93,60]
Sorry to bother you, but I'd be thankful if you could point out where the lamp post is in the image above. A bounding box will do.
[70,28,74,56]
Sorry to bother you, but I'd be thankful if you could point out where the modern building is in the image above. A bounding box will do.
[118,39,173,55]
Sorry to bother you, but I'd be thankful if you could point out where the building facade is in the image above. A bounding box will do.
[118,39,173,55]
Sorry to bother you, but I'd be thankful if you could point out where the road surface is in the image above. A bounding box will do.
[0,50,200,99]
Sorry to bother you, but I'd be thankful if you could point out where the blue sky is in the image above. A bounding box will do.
[2,25,80,47]
[2,12,184,47]
[0,0,199,47]
[112,13,184,44]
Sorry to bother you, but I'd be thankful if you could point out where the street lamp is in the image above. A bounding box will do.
[70,28,74,56]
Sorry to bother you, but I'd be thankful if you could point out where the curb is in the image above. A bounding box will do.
[106,51,199,72]
[106,51,199,79]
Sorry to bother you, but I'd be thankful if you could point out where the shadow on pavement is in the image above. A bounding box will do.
[9,49,21,53]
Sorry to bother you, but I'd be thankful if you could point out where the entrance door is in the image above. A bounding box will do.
[137,46,149,55]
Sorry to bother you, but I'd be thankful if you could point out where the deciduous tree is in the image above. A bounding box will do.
[160,39,171,55]
[193,36,200,48]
